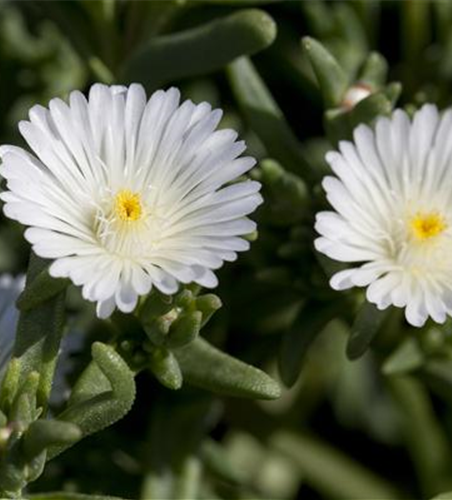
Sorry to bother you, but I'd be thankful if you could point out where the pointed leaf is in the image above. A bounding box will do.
[271,431,401,500]
[227,57,313,179]
[195,294,222,328]
[30,494,132,500]
[279,301,343,387]
[388,377,452,495]
[358,52,388,89]
[347,302,389,360]
[349,91,392,129]
[13,253,65,410]
[421,360,452,405]
[382,338,424,376]
[16,266,69,312]
[175,338,280,400]
[302,37,349,108]
[149,347,183,390]
[167,311,202,348]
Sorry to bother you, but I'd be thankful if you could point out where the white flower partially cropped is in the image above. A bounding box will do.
[0,84,262,318]
[0,275,24,372]
[315,104,452,327]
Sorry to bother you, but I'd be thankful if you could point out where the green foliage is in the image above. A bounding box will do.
[175,337,281,399]
[121,9,277,91]
[1,1,452,499]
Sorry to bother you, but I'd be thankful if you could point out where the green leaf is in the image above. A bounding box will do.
[227,57,313,179]
[167,311,202,348]
[421,359,452,405]
[0,359,21,415]
[349,91,392,129]
[30,494,132,500]
[401,0,430,63]
[175,337,280,400]
[347,302,389,360]
[197,0,282,4]
[10,371,40,426]
[382,82,402,106]
[382,338,424,376]
[324,107,352,145]
[302,37,349,108]
[25,1,97,62]
[173,456,202,500]
[271,431,401,500]
[431,494,452,500]
[195,294,222,328]
[260,159,309,212]
[16,266,69,312]
[201,438,246,485]
[22,420,81,460]
[12,253,66,411]
[358,52,388,89]
[333,3,368,54]
[148,347,183,390]
[388,377,452,496]
[279,301,343,387]
[50,343,135,458]
[121,9,276,90]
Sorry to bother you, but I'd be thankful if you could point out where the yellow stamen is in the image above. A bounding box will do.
[115,190,142,222]
[410,212,447,241]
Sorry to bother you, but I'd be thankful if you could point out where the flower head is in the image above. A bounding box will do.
[315,104,452,327]
[0,84,262,318]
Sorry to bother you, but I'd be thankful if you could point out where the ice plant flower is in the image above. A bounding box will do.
[0,84,262,318]
[0,275,24,372]
[315,104,452,327]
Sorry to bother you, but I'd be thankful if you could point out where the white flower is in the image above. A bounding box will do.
[0,84,262,318]
[315,104,452,327]
[0,275,24,372]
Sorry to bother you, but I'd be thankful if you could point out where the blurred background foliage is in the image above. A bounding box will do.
[2,0,452,499]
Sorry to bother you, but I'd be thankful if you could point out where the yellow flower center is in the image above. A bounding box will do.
[115,190,142,222]
[410,212,447,241]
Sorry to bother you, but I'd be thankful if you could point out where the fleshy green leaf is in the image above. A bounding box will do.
[382,338,424,376]
[22,420,81,460]
[50,343,135,458]
[349,91,392,129]
[388,377,452,495]
[347,302,389,360]
[279,301,344,387]
[195,294,222,328]
[29,494,132,500]
[175,337,280,400]
[302,37,349,108]
[271,431,401,500]
[148,346,183,390]
[12,253,66,411]
[167,311,202,348]
[227,57,312,179]
[16,266,69,312]
[201,438,246,485]
[358,52,388,89]
[421,360,452,404]
[121,9,276,90]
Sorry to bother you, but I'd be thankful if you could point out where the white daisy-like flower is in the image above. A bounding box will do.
[0,275,24,372]
[315,104,452,327]
[0,84,262,318]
